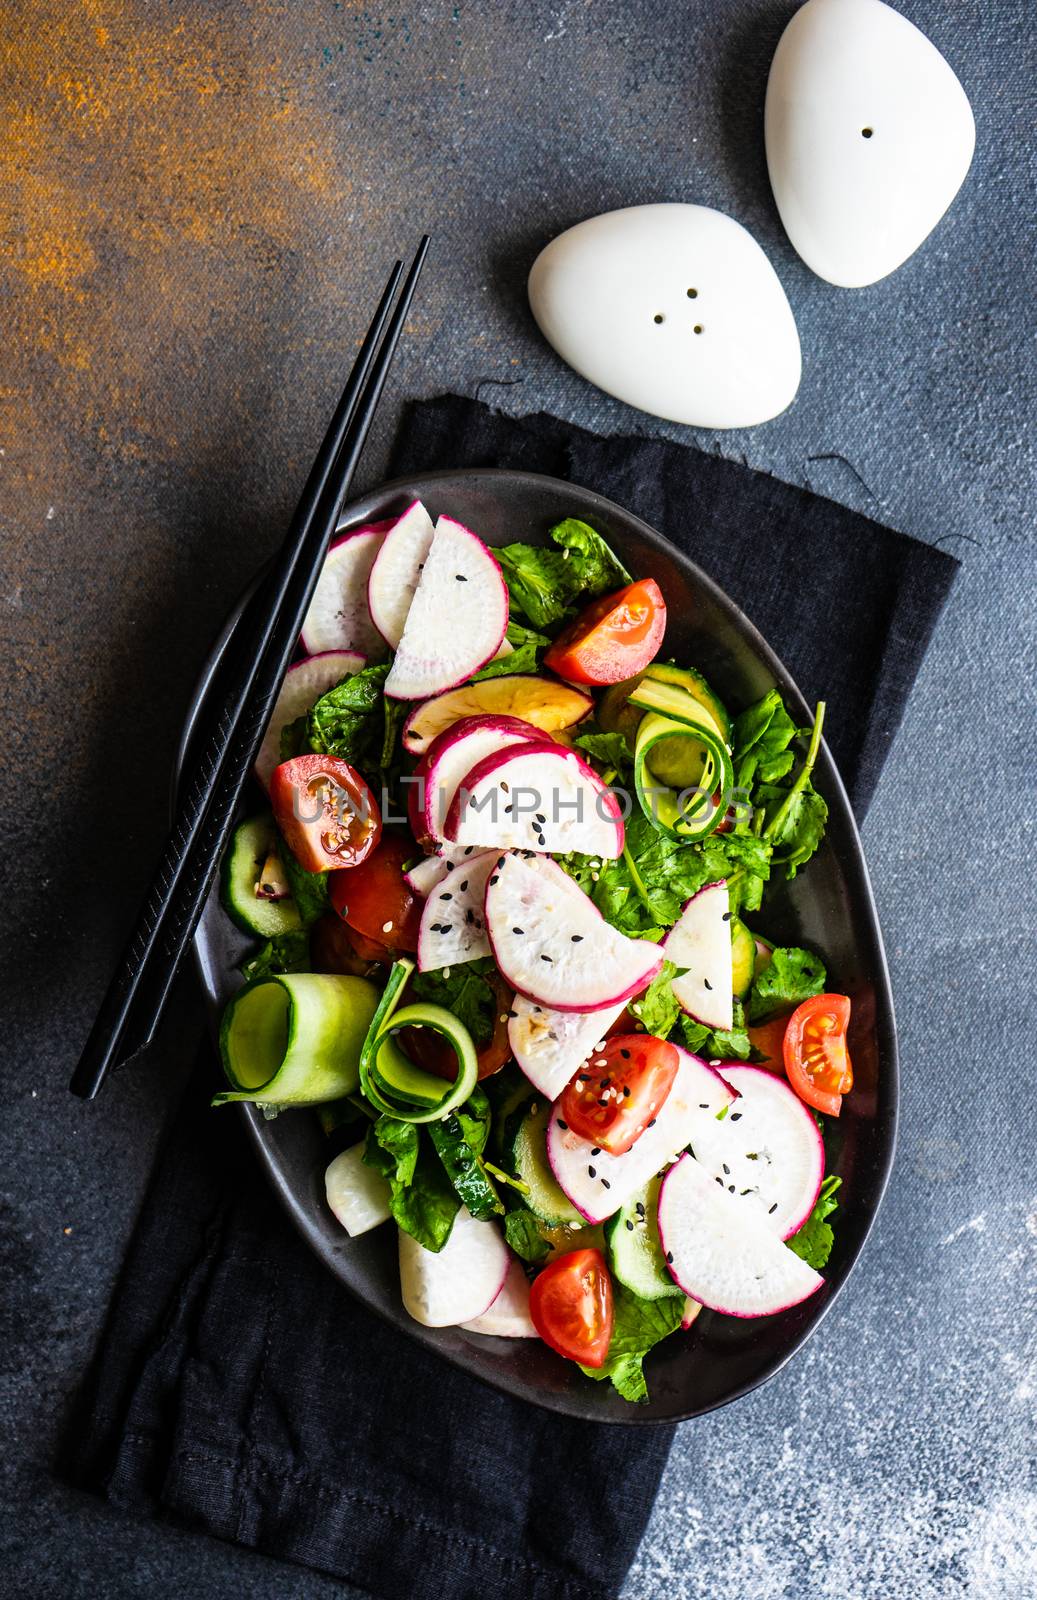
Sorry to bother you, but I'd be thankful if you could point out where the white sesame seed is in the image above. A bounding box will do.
[382,921,394,933]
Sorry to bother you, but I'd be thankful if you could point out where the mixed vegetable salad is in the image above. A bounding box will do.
[215,501,854,1403]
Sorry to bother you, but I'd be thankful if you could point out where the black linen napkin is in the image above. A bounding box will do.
[64,398,958,1598]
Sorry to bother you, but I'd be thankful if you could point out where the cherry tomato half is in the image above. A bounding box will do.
[783,993,854,1116]
[530,1248,614,1368]
[329,834,423,952]
[270,754,381,874]
[543,579,667,686]
[561,1033,679,1156]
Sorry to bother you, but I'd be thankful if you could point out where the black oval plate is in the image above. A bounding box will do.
[182,468,897,1425]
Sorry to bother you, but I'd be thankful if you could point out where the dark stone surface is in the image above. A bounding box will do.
[1,2,1033,1596]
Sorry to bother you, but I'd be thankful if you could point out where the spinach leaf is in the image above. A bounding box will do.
[276,845,330,927]
[279,714,310,762]
[629,960,682,1038]
[732,689,798,788]
[787,1175,841,1269]
[472,638,542,680]
[749,945,826,1022]
[363,1117,460,1251]
[428,1091,503,1220]
[504,1208,552,1265]
[578,1284,683,1403]
[496,519,630,630]
[573,730,634,775]
[238,929,310,982]
[679,1000,751,1062]
[411,958,500,1049]
[756,784,828,879]
[306,663,390,765]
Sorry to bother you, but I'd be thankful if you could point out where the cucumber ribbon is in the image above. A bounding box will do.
[359,958,479,1123]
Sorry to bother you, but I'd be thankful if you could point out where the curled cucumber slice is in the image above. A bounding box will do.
[359,959,478,1123]
[634,711,733,841]
[216,972,379,1107]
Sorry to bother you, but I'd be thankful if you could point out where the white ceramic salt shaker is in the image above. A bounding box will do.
[765,0,975,287]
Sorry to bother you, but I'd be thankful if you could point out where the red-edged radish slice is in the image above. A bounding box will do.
[403,855,451,897]
[417,851,496,972]
[401,675,592,757]
[461,1256,537,1337]
[367,500,436,649]
[509,995,629,1101]
[385,516,509,700]
[689,1064,824,1239]
[301,523,391,659]
[255,649,365,791]
[681,1297,702,1330]
[398,1210,509,1327]
[484,853,661,1012]
[665,880,734,1031]
[545,1047,736,1223]
[324,1143,391,1237]
[657,1153,823,1318]
[445,741,625,859]
[422,715,543,850]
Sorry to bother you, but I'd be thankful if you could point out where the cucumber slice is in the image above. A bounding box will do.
[634,712,733,841]
[221,815,301,938]
[505,1101,582,1226]
[731,918,757,999]
[358,960,480,1123]
[604,1175,682,1301]
[216,973,379,1106]
[639,662,731,741]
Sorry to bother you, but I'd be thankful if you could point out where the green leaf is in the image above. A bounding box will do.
[276,845,330,928]
[363,1117,460,1251]
[786,1175,841,1269]
[732,690,798,788]
[578,1284,683,1403]
[306,663,390,765]
[411,959,500,1049]
[238,929,310,982]
[279,714,310,762]
[428,1091,503,1220]
[679,1000,751,1062]
[749,945,827,1022]
[573,730,634,774]
[504,1208,552,1264]
[472,637,543,680]
[629,960,682,1038]
[496,519,630,630]
[757,785,828,878]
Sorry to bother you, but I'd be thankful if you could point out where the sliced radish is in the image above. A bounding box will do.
[384,517,509,700]
[657,1153,823,1318]
[404,855,451,897]
[461,1256,537,1337]
[301,524,391,659]
[445,741,624,859]
[681,1297,702,1331]
[366,500,436,649]
[422,715,543,850]
[255,649,365,791]
[417,851,496,972]
[324,1143,391,1237]
[545,1047,736,1223]
[401,675,592,757]
[484,853,661,1012]
[665,881,734,1031]
[689,1064,825,1239]
[509,995,629,1101]
[398,1210,509,1327]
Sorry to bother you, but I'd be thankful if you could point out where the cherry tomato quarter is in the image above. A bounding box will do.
[783,993,853,1116]
[270,754,380,873]
[529,1248,614,1368]
[561,1033,679,1156]
[543,579,666,686]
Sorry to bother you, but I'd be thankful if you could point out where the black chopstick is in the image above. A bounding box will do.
[70,238,431,1100]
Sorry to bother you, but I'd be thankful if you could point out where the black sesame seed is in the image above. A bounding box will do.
[535,813,546,824]
[699,1103,709,1109]
[623,1086,631,1098]
[635,1202,645,1217]
[439,892,452,900]
[715,1176,723,1185]
[768,1202,778,1214]
[557,1119,567,1130]
[647,1118,656,1127]
[626,1220,634,1231]
[465,846,474,855]
[455,573,468,581]
[459,880,468,892]
[600,1178,611,1189]
[666,1251,674,1264]
[703,978,713,991]
[571,934,583,942]
[601,1077,611,1088]
[591,1147,601,1156]
[541,954,553,963]
[598,1098,608,1107]
[722,1163,730,1175]
[513,927,524,936]
[722,911,731,922]
[620,1048,631,1060]
[465,909,475,924]
[730,1112,742,1121]
[728,1184,736,1193]
[489,875,499,886]
[588,1166,597,1178]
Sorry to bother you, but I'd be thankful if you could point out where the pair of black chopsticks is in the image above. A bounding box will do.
[70,238,431,1101]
